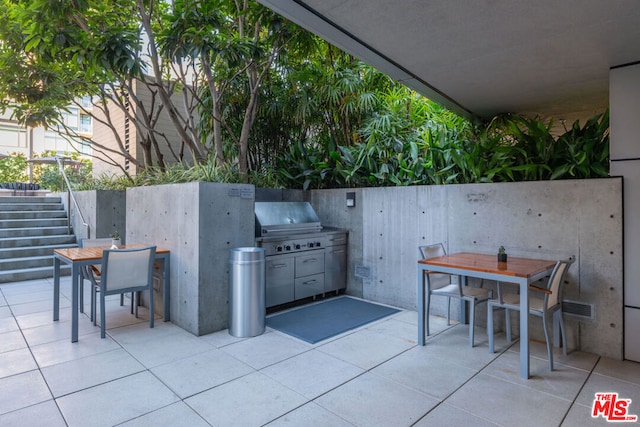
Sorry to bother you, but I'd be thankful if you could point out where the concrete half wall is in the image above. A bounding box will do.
[309,178,623,359]
[126,182,255,336]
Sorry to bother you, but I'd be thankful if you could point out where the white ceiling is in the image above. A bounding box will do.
[259,0,640,122]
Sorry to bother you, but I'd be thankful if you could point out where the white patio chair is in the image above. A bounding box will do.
[419,243,492,347]
[487,257,574,371]
[96,246,156,338]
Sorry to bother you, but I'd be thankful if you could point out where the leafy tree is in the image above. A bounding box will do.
[0,0,306,180]
[0,152,28,182]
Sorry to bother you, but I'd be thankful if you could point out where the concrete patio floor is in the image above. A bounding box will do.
[1,277,639,426]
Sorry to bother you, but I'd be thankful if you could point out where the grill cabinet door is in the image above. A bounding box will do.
[265,255,294,307]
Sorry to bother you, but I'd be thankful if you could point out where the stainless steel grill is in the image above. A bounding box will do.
[254,202,348,308]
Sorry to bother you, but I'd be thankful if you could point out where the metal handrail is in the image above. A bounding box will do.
[55,156,90,238]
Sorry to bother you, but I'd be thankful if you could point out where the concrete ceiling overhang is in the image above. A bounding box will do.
[259,0,640,122]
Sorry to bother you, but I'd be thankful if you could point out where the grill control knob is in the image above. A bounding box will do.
[277,246,283,252]
[294,244,301,250]
[315,241,322,247]
[308,242,314,248]
[285,245,291,251]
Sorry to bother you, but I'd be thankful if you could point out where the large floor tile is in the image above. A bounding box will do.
[22,317,99,347]
[116,327,215,368]
[372,345,479,399]
[592,357,640,385]
[4,290,54,306]
[0,347,38,379]
[41,348,145,397]
[574,369,640,409]
[15,307,72,330]
[0,399,66,427]
[221,331,311,370]
[30,331,121,368]
[197,328,246,348]
[56,371,179,427]
[261,349,365,399]
[0,316,19,334]
[364,315,419,344]
[483,350,590,400]
[0,306,11,318]
[414,402,498,427]
[316,328,415,370]
[0,370,52,415]
[0,330,27,353]
[150,348,254,399]
[445,373,573,426]
[185,371,308,426]
[315,371,438,426]
[266,402,355,426]
[119,402,210,427]
[10,298,71,317]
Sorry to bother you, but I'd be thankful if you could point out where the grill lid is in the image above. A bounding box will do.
[255,202,322,236]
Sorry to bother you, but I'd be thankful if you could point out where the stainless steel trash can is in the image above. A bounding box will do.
[228,247,266,337]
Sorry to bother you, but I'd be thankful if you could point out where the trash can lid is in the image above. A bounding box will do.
[229,247,265,263]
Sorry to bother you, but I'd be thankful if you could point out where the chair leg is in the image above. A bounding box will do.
[542,312,554,371]
[446,297,451,325]
[100,291,106,338]
[149,288,154,329]
[468,299,475,347]
[505,309,512,343]
[487,302,495,353]
[79,275,84,314]
[92,286,97,326]
[557,310,568,356]
[425,292,431,337]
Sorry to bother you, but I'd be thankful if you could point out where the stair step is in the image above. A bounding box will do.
[0,255,58,270]
[0,235,77,249]
[0,203,64,212]
[0,211,68,220]
[0,196,60,204]
[0,194,77,284]
[0,243,78,259]
[0,218,69,229]
[0,265,71,283]
[0,226,71,238]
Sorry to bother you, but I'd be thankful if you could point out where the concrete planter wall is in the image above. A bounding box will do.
[308,178,623,359]
[126,182,255,336]
[63,190,126,242]
[67,179,623,358]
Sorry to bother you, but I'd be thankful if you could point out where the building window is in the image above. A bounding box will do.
[79,114,92,134]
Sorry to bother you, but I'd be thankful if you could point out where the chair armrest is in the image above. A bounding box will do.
[529,284,552,294]
[90,265,101,276]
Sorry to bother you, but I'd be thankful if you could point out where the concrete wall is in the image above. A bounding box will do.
[126,182,255,336]
[64,190,126,243]
[308,179,623,359]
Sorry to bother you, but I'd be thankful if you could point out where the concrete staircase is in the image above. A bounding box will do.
[0,196,77,283]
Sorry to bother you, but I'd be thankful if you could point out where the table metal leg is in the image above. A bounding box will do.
[53,257,60,321]
[417,264,425,345]
[71,264,79,343]
[519,278,530,379]
[163,255,170,321]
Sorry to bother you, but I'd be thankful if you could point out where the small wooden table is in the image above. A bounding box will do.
[417,252,556,379]
[53,244,171,342]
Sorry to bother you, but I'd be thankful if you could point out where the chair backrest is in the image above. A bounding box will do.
[80,238,113,248]
[546,257,574,308]
[100,246,156,294]
[419,243,446,259]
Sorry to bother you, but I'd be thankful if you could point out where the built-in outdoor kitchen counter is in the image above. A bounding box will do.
[254,202,348,308]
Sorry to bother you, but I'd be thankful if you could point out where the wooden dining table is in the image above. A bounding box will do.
[417,252,556,379]
[53,244,171,343]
